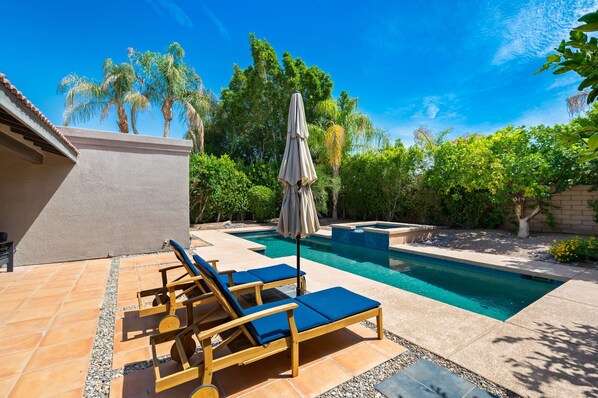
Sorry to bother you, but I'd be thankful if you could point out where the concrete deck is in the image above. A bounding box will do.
[194,230,598,398]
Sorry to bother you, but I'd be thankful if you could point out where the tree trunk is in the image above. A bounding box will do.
[331,165,340,220]
[162,99,173,138]
[198,119,205,153]
[116,106,129,134]
[513,197,542,238]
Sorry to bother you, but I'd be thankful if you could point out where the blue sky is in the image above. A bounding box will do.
[2,0,596,144]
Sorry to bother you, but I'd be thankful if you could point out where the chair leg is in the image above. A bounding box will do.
[376,308,384,340]
[300,276,306,294]
[291,340,299,377]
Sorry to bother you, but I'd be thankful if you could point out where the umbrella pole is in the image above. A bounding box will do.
[296,235,301,296]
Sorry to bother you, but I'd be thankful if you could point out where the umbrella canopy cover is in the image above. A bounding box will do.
[277,92,320,238]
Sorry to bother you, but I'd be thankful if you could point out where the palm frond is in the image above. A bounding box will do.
[325,124,346,168]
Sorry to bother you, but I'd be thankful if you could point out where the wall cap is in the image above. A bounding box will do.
[58,126,192,155]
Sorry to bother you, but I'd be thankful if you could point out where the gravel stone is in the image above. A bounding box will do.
[83,257,120,398]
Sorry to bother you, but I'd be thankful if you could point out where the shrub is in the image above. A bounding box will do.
[189,154,250,223]
[248,185,277,222]
[439,188,505,228]
[549,236,598,263]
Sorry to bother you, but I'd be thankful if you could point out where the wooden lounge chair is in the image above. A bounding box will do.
[137,240,307,333]
[149,253,383,394]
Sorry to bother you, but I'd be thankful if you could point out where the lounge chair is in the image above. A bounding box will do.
[136,240,307,333]
[149,253,383,393]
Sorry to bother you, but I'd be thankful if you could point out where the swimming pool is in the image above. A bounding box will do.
[233,231,561,321]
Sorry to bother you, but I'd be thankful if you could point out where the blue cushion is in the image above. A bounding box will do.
[243,298,329,345]
[192,255,245,319]
[169,240,200,277]
[219,271,261,287]
[247,264,305,284]
[296,287,380,322]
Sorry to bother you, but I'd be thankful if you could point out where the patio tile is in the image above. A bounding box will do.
[112,346,150,369]
[65,287,105,301]
[287,358,353,397]
[46,387,84,398]
[20,295,66,310]
[0,375,18,398]
[25,336,94,371]
[332,342,392,375]
[9,358,88,398]
[52,308,100,325]
[0,317,53,338]
[0,349,34,378]
[0,332,42,355]
[367,337,408,358]
[238,380,301,398]
[213,352,289,397]
[113,332,149,354]
[30,287,70,299]
[295,328,362,367]
[41,319,98,346]
[60,296,103,313]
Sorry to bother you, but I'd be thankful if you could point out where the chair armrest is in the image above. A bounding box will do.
[196,302,298,341]
[206,259,219,271]
[165,276,203,289]
[229,281,263,293]
[158,264,185,273]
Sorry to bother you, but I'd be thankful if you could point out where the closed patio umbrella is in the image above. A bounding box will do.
[277,91,320,296]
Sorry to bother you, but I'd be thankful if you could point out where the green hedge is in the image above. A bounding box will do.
[248,185,277,222]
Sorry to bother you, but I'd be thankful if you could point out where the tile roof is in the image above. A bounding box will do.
[0,73,78,155]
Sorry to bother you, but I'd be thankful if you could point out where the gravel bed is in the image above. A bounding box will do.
[318,320,521,398]
[83,258,120,398]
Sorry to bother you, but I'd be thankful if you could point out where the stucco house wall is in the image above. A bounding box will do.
[0,127,192,266]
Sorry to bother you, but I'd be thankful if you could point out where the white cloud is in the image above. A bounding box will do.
[547,74,581,90]
[199,1,230,41]
[490,0,598,65]
[145,0,192,28]
[423,96,440,119]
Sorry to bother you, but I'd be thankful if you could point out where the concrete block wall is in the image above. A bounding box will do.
[529,185,598,235]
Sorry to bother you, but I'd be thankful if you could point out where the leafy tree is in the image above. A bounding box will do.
[130,42,211,142]
[58,58,148,133]
[538,9,598,160]
[428,127,583,237]
[341,142,422,221]
[206,34,333,163]
[248,185,277,222]
[189,154,250,223]
[312,91,389,219]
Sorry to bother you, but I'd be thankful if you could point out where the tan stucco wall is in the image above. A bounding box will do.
[530,185,598,235]
[0,127,192,266]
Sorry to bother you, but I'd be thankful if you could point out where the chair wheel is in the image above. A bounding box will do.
[171,336,197,363]
[158,314,180,333]
[189,384,219,398]
[152,293,169,306]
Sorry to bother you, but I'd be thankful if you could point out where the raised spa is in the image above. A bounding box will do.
[331,221,438,250]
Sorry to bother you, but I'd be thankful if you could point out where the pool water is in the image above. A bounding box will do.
[234,232,561,321]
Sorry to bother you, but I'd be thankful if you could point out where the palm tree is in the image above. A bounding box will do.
[130,42,210,142]
[58,59,148,133]
[314,91,389,219]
